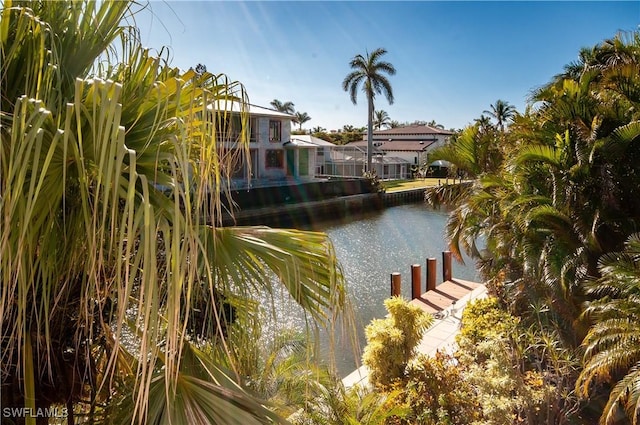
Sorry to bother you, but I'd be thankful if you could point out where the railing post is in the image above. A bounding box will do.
[391,273,401,297]
[442,251,452,282]
[411,264,421,299]
[426,258,437,291]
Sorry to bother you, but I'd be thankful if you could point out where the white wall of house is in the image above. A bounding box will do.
[218,104,323,186]
[250,114,292,180]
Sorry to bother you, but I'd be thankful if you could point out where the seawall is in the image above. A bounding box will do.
[222,187,428,227]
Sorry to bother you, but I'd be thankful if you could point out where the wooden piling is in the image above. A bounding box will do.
[390,273,401,297]
[411,264,421,299]
[442,251,452,282]
[426,258,437,291]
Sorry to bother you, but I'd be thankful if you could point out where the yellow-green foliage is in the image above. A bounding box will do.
[394,351,481,425]
[453,298,559,424]
[457,297,518,348]
[363,297,433,388]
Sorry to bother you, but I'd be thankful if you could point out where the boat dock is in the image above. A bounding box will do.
[342,277,487,389]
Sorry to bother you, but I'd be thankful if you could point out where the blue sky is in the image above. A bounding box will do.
[133,1,639,131]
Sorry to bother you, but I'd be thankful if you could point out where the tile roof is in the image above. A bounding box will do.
[379,140,436,152]
[372,124,454,136]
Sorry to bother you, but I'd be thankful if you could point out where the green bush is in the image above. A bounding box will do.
[363,170,385,193]
[362,297,432,388]
[396,351,481,425]
[457,297,518,349]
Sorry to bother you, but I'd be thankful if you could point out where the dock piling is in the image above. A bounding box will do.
[442,251,452,282]
[390,272,401,297]
[426,258,437,291]
[411,264,421,299]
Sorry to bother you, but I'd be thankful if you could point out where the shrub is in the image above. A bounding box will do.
[396,351,481,425]
[362,297,432,388]
[457,297,518,349]
[363,170,385,193]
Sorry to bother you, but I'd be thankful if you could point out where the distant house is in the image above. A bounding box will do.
[364,125,454,167]
[286,134,335,175]
[342,140,411,179]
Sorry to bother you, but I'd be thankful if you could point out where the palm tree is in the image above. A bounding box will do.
[0,1,351,423]
[483,99,516,132]
[342,124,356,132]
[577,234,640,424]
[474,114,494,133]
[342,48,396,173]
[270,99,295,114]
[423,30,640,424]
[293,111,311,130]
[373,109,390,130]
[312,126,326,133]
[295,381,408,425]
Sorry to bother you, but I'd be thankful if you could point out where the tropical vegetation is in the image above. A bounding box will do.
[270,98,296,114]
[374,110,391,130]
[0,1,352,424]
[421,29,640,424]
[362,297,432,389]
[294,111,312,130]
[482,99,516,132]
[343,47,396,173]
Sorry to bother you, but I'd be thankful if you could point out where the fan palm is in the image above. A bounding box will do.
[0,1,351,423]
[342,48,396,173]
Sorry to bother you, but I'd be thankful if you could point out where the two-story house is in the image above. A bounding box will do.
[209,102,317,187]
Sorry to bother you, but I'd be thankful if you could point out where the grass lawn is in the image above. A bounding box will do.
[382,178,452,192]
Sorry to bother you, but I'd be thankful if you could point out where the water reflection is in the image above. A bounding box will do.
[264,203,479,377]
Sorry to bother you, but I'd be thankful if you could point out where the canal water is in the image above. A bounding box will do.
[265,203,479,377]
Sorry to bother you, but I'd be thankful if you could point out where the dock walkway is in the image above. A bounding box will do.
[342,279,487,388]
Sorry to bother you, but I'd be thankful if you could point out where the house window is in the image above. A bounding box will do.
[265,149,284,168]
[250,117,259,143]
[269,120,281,142]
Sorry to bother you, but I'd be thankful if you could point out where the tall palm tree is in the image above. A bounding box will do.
[342,48,396,173]
[293,111,311,130]
[483,99,516,132]
[373,109,390,130]
[270,99,295,114]
[0,1,351,423]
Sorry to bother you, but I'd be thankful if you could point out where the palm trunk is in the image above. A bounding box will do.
[367,94,374,174]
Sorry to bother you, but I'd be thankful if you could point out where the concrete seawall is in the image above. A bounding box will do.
[222,187,428,227]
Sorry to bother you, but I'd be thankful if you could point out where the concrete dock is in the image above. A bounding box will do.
[342,279,487,388]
